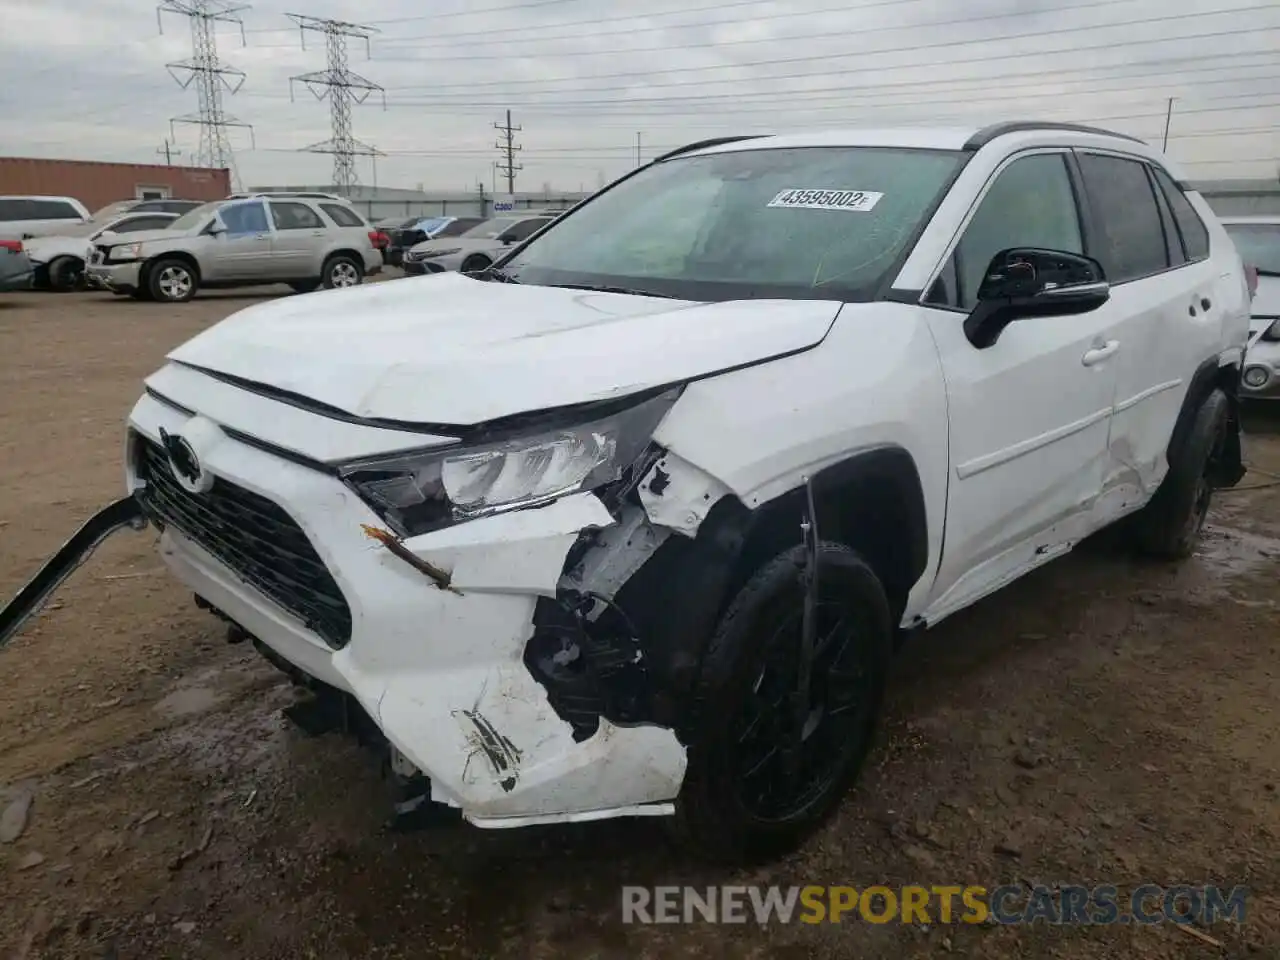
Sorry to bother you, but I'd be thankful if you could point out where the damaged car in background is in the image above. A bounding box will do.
[0,122,1251,862]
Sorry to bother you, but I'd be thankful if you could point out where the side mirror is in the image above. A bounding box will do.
[964,247,1110,349]
[204,220,226,237]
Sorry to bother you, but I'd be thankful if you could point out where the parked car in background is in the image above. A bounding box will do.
[0,196,92,239]
[228,191,348,202]
[384,216,485,266]
[25,211,179,292]
[1221,216,1280,400]
[89,199,206,222]
[85,196,382,303]
[0,238,33,292]
[401,212,556,274]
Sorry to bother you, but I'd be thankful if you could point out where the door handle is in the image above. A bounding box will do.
[254,233,269,240]
[1082,340,1119,366]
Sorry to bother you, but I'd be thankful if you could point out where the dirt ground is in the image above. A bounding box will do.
[1,285,1278,960]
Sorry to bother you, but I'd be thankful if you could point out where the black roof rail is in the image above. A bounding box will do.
[653,135,766,163]
[964,121,1147,150]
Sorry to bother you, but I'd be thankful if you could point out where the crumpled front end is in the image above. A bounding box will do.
[126,385,704,826]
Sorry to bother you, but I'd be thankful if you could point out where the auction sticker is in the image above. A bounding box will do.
[767,188,883,212]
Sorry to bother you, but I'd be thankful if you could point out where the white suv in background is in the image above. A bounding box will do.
[0,195,92,239]
[2,122,1250,863]
[1221,216,1280,399]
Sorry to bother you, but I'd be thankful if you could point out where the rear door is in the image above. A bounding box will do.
[208,200,274,281]
[268,200,328,277]
[1074,151,1225,510]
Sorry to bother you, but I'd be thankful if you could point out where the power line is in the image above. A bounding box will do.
[158,0,253,188]
[286,14,386,195]
[371,2,1278,62]
[244,0,590,33]
[495,110,523,194]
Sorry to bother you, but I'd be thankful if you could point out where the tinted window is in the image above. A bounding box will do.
[440,217,484,237]
[321,203,366,228]
[219,201,269,235]
[1077,153,1169,282]
[940,153,1083,310]
[507,217,554,242]
[114,215,174,233]
[504,146,965,301]
[270,201,325,230]
[27,199,82,220]
[1222,222,1280,275]
[160,201,203,214]
[0,199,29,219]
[1148,168,1184,268]
[1150,167,1210,262]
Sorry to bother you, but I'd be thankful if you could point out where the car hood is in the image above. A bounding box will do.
[165,272,841,425]
[408,236,500,257]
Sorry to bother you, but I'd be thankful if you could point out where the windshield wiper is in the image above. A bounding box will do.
[545,282,675,298]
[480,266,520,283]
[1256,268,1280,278]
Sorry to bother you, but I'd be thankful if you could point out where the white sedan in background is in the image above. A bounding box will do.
[24,211,180,292]
[401,212,558,275]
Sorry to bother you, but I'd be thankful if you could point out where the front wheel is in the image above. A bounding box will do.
[673,542,893,864]
[147,259,198,303]
[1133,387,1230,559]
[322,255,363,289]
[47,256,83,292]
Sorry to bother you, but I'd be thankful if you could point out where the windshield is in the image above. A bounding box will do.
[462,217,520,240]
[1224,222,1280,275]
[500,146,964,301]
[168,201,223,232]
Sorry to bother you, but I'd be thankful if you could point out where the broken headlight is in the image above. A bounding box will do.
[339,389,680,536]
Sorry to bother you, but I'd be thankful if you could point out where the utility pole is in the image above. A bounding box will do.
[287,13,386,196]
[1161,97,1176,152]
[157,139,182,166]
[636,131,642,166]
[494,109,522,194]
[158,0,253,189]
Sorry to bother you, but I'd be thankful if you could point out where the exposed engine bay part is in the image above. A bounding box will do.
[638,453,734,537]
[0,497,147,650]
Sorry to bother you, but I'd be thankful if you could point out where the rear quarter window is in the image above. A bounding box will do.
[320,203,366,228]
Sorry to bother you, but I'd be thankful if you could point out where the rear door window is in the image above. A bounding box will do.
[1150,166,1210,262]
[270,201,325,230]
[0,199,29,220]
[28,199,83,220]
[1075,152,1171,283]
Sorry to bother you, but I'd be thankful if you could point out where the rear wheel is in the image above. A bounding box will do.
[1133,388,1230,559]
[322,255,363,289]
[673,542,892,863]
[146,259,198,303]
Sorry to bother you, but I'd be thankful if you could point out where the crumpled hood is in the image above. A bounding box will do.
[165,272,841,425]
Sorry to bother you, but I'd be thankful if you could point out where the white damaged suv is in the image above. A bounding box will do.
[1,123,1251,862]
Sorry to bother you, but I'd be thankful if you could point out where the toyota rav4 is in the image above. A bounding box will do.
[0,122,1251,863]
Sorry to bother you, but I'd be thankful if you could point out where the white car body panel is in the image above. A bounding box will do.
[1221,217,1280,399]
[167,272,842,423]
[88,124,1248,829]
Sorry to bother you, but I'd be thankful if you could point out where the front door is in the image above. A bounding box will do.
[920,150,1121,622]
[206,200,273,281]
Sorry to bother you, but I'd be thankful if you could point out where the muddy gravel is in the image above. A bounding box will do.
[1,287,1279,959]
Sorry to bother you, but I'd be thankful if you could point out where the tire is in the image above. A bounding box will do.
[1133,387,1230,560]
[47,256,83,293]
[672,542,893,864]
[290,280,320,294]
[322,255,363,290]
[460,255,492,274]
[146,258,198,303]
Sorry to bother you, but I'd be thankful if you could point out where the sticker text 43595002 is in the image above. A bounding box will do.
[767,189,884,212]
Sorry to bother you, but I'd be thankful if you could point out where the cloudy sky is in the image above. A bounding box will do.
[0,0,1277,192]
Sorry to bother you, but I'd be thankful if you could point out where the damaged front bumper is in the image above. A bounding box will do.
[119,391,690,827]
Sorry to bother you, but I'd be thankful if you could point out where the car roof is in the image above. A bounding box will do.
[675,122,1154,159]
[0,194,83,202]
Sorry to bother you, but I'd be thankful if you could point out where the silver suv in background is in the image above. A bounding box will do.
[85,196,382,302]
[1222,217,1280,399]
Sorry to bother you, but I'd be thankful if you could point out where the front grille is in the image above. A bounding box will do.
[134,436,353,649]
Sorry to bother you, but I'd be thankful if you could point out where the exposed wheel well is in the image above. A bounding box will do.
[727,448,929,627]
[1168,358,1244,488]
